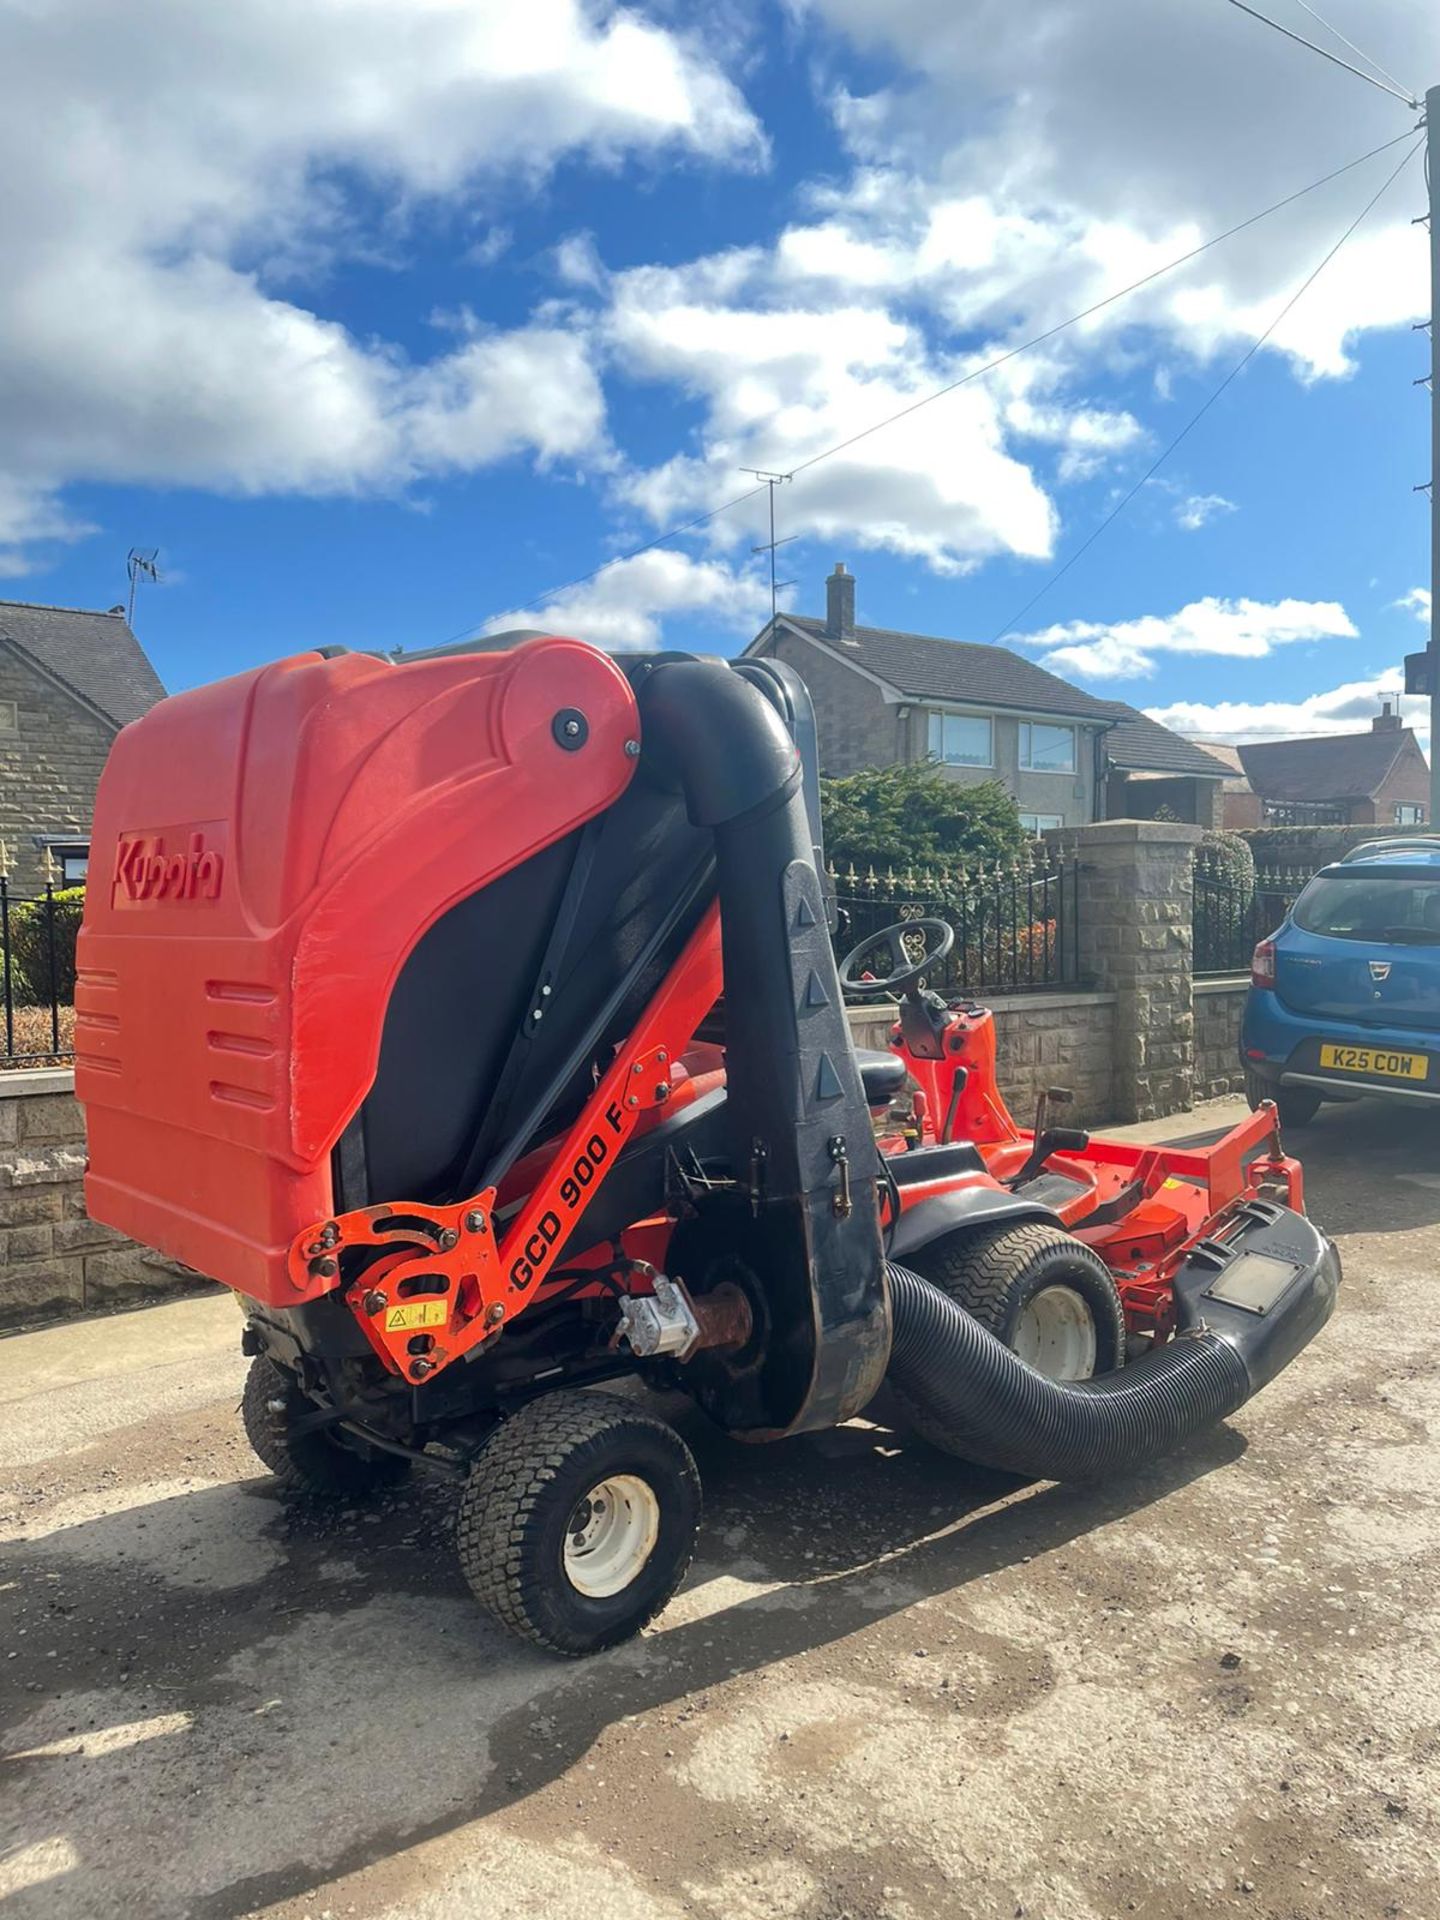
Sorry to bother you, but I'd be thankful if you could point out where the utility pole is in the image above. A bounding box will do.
[742,469,795,627]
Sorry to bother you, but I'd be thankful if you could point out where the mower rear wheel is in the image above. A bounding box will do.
[903,1220,1126,1384]
[457,1390,701,1657]
[241,1355,410,1497]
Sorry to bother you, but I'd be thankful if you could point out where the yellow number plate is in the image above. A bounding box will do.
[384,1299,448,1333]
[1318,1043,1429,1082]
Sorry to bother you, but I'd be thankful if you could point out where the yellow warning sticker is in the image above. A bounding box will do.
[384,1299,448,1333]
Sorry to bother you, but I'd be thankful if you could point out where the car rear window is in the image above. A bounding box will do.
[1293,874,1440,944]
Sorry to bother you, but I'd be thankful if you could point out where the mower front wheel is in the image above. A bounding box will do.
[241,1355,411,1497]
[904,1220,1126,1383]
[457,1390,701,1657]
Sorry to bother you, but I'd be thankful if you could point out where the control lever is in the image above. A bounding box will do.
[1010,1087,1089,1189]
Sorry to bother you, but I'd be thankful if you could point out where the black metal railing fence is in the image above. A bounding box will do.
[0,878,80,1063]
[1192,855,1308,977]
[829,852,1080,996]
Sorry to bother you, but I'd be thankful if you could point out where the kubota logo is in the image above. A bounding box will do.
[114,829,224,904]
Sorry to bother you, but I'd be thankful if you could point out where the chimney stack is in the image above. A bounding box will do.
[1373,698,1402,734]
[825,561,856,643]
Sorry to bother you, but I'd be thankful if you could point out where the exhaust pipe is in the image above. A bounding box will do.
[885,1203,1340,1477]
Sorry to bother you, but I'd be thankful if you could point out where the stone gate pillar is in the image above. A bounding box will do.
[1046,820,1202,1123]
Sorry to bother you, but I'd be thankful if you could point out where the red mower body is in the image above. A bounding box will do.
[76,639,639,1303]
[72,633,1339,1656]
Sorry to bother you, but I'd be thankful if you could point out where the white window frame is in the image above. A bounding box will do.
[1019,720,1077,774]
[1018,812,1064,835]
[927,709,994,768]
[38,838,89,885]
[1395,803,1424,826]
[0,700,16,732]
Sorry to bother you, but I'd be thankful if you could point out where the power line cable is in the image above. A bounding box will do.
[991,136,1422,644]
[1287,0,1415,100]
[1222,0,1419,108]
[784,129,1416,481]
[436,128,1417,640]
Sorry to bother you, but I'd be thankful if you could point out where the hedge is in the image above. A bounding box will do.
[5,886,85,1006]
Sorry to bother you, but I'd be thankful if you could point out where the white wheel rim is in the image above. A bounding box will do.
[562,1473,660,1598]
[1014,1285,1097,1381]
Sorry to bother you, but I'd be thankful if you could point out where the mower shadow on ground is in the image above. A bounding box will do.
[1,1411,1245,1919]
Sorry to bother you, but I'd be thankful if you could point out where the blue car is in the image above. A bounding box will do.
[1241,836,1440,1128]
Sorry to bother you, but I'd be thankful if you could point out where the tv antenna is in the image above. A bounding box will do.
[126,548,160,627]
[742,469,795,624]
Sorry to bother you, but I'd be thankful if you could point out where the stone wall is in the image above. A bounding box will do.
[849,989,1118,1128]
[0,1069,204,1329]
[0,648,118,891]
[1195,978,1250,1102]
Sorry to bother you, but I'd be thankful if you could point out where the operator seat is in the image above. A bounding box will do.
[856,1049,908,1107]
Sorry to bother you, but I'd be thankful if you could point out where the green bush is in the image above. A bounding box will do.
[1199,828,1255,886]
[821,761,1027,877]
[6,886,85,1006]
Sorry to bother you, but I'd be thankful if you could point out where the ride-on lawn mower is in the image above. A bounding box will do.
[76,637,1340,1656]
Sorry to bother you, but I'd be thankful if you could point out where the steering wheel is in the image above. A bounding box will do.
[838,917,955,996]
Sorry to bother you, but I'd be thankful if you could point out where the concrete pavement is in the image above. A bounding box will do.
[2,1094,1439,1919]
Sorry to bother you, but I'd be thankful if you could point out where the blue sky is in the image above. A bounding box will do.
[2,0,1436,748]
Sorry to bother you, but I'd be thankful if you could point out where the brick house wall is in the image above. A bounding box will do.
[1350,733,1430,823]
[0,649,118,891]
[762,627,1101,823]
[765,628,908,775]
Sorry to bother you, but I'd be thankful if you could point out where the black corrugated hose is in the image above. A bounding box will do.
[885,1261,1253,1478]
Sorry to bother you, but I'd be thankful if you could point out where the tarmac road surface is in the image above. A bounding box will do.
[2,1093,1438,1920]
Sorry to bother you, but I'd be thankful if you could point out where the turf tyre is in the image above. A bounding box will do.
[456,1389,700,1657]
[241,1354,410,1497]
[895,1221,1126,1454]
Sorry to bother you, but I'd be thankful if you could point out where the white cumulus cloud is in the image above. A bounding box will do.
[1394,586,1432,623]
[1148,670,1430,755]
[1015,595,1357,680]
[1176,492,1237,532]
[604,257,1058,574]
[589,2,1434,587]
[0,0,762,570]
[482,548,770,653]
[800,0,1434,378]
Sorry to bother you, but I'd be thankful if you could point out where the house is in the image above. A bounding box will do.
[745,563,1232,831]
[1207,703,1430,829]
[1184,740,1259,828]
[0,599,167,892]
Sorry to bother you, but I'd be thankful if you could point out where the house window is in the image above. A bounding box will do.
[41,841,89,885]
[1395,804,1425,826]
[927,711,993,767]
[1019,722,1076,773]
[0,701,16,731]
[1019,812,1064,835]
